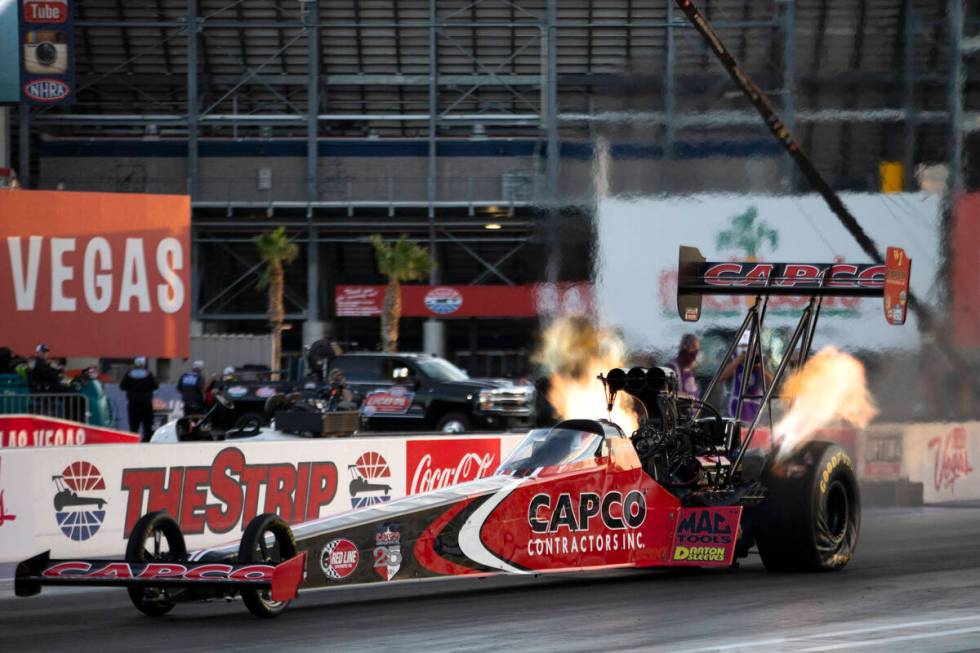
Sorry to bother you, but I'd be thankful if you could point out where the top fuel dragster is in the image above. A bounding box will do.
[15,246,912,618]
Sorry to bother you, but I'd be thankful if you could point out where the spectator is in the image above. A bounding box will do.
[120,356,159,441]
[668,334,701,398]
[326,368,356,410]
[0,347,14,374]
[178,360,207,415]
[28,344,67,393]
[719,332,774,424]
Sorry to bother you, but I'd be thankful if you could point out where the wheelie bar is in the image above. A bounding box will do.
[15,550,307,602]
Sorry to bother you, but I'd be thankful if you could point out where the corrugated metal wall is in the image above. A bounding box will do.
[181,334,273,375]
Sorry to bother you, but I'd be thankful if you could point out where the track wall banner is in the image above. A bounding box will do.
[0,415,140,447]
[335,283,594,318]
[899,422,980,504]
[0,434,523,562]
[0,190,191,358]
[596,193,940,351]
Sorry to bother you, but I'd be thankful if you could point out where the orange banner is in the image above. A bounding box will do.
[0,190,190,357]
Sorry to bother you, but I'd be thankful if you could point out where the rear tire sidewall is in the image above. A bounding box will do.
[125,511,187,616]
[753,442,860,572]
[238,513,297,618]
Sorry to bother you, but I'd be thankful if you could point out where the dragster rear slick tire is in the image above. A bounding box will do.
[751,441,860,572]
[125,511,188,616]
[239,513,297,618]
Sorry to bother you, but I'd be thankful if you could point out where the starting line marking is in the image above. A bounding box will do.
[798,625,980,652]
[673,614,980,653]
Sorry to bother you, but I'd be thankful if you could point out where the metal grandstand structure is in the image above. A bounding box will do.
[10,0,980,333]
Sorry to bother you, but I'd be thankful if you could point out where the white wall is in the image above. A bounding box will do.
[596,193,941,352]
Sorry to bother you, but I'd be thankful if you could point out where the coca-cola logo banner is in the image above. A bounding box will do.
[406,438,501,495]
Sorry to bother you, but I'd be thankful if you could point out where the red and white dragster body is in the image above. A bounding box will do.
[18,421,743,604]
[16,245,911,617]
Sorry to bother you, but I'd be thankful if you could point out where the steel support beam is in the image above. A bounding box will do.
[306,1,320,330]
[191,236,201,320]
[948,0,965,191]
[665,0,677,157]
[18,104,29,188]
[901,0,917,188]
[780,0,797,189]
[186,0,199,199]
[427,0,438,286]
[544,0,560,285]
[75,19,779,29]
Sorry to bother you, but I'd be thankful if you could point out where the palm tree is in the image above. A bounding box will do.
[715,206,779,259]
[370,234,434,351]
[255,226,299,379]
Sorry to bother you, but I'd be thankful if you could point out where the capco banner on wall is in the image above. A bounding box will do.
[0,190,191,358]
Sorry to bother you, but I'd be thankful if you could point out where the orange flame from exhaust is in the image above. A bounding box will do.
[774,346,877,459]
[535,316,639,434]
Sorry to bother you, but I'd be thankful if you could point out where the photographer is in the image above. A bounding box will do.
[326,368,356,411]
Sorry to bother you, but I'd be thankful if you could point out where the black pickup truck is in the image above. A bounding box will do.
[328,352,535,433]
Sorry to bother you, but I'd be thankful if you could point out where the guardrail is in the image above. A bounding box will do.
[0,393,90,424]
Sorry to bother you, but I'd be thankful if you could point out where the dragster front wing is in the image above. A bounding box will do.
[15,551,307,603]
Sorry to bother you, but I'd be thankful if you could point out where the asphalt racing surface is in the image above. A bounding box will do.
[2,506,980,653]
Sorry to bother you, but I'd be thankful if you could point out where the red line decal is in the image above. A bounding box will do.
[858,265,886,288]
[184,563,234,580]
[778,264,821,287]
[138,563,189,579]
[42,561,92,577]
[827,263,859,287]
[703,263,742,286]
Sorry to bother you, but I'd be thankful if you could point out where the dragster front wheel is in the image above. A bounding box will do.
[125,511,188,616]
[238,513,297,618]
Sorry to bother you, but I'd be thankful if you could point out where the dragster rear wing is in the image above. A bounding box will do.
[677,245,911,325]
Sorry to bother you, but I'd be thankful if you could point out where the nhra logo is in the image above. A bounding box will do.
[23,79,71,103]
[320,538,359,580]
[528,491,646,533]
[53,461,107,541]
[349,451,392,508]
[424,287,463,315]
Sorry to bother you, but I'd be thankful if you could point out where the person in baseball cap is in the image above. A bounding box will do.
[178,360,207,416]
[28,343,65,393]
[120,357,159,441]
